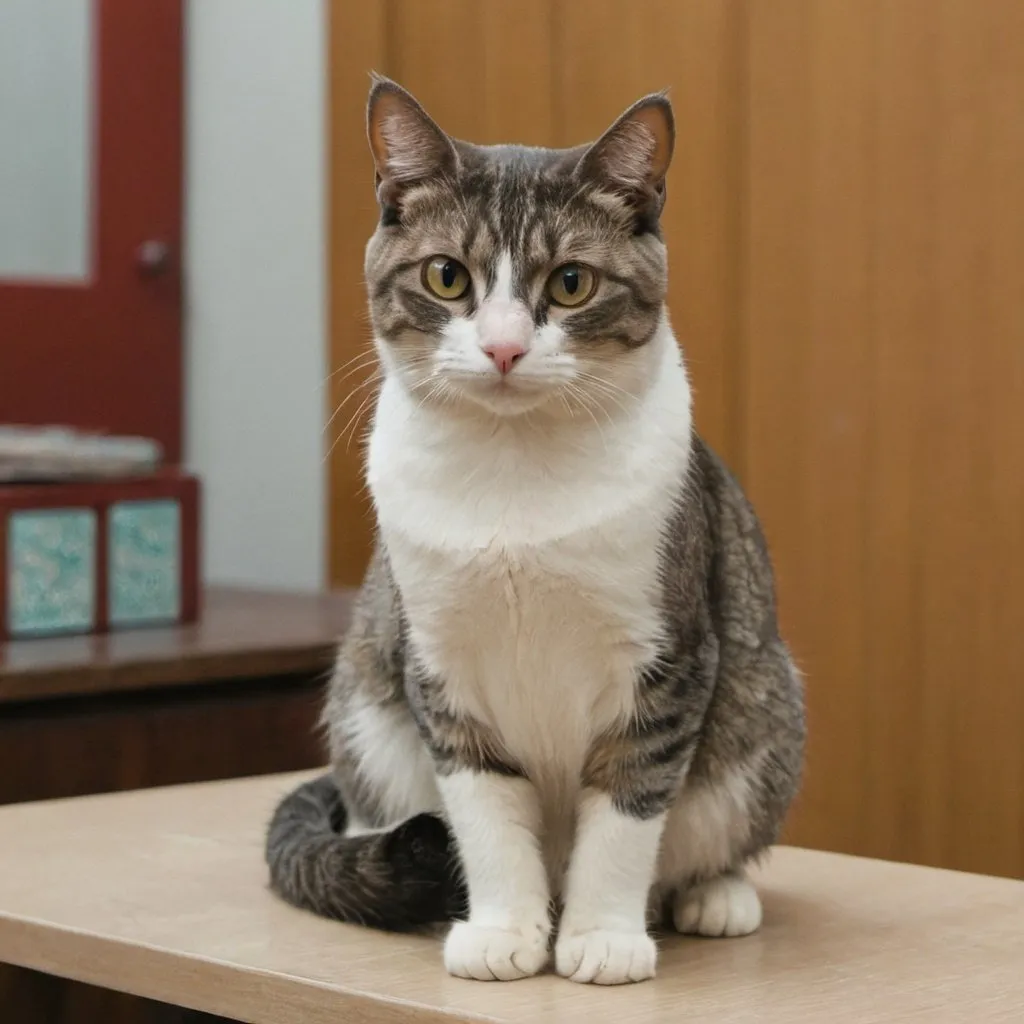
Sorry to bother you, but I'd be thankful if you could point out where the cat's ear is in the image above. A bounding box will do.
[367,75,456,212]
[576,93,674,215]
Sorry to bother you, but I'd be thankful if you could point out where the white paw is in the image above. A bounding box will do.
[555,929,657,985]
[672,874,762,937]
[444,920,550,981]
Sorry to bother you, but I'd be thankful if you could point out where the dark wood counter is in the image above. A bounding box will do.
[1,587,351,704]
[1,588,351,807]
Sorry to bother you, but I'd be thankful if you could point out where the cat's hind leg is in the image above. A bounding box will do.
[671,871,762,937]
[658,638,804,938]
[655,760,773,939]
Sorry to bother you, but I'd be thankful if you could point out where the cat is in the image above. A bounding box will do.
[266,75,805,986]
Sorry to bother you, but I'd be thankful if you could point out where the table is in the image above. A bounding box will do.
[1,772,1022,1023]
[0,588,351,1021]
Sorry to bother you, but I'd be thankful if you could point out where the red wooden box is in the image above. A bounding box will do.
[1,471,199,641]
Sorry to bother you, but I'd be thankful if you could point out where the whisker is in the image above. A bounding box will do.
[324,386,378,464]
[340,388,381,454]
[319,356,380,393]
[573,372,637,418]
[323,373,383,435]
[582,384,623,432]
[319,344,379,386]
[563,381,610,453]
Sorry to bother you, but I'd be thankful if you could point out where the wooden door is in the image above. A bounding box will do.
[329,1,1024,877]
[0,0,184,462]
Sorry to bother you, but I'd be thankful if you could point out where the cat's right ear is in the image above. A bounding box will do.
[367,76,456,215]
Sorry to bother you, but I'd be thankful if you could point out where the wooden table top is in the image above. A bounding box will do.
[0,587,351,704]
[0,773,1021,1023]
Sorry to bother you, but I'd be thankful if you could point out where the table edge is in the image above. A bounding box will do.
[0,913,503,1024]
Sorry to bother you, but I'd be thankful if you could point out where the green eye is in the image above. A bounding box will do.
[547,263,596,307]
[422,256,470,300]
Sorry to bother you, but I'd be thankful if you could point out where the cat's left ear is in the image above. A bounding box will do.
[576,93,674,217]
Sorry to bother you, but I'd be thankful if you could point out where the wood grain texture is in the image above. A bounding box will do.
[386,0,557,146]
[744,0,1024,877]
[0,967,228,1024]
[327,1,1024,878]
[1,772,1022,1023]
[744,0,875,856]
[0,590,342,1022]
[0,588,349,704]
[0,589,340,1022]
[0,675,324,807]
[923,0,1024,879]
[326,1,387,587]
[557,0,744,462]
[0,680,323,1024]
[972,0,1024,878]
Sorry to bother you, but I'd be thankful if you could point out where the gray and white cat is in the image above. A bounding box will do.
[266,77,805,986]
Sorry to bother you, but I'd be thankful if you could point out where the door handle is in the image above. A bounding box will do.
[135,239,173,276]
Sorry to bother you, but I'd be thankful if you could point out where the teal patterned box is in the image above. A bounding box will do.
[108,500,182,626]
[7,508,97,636]
[1,473,200,641]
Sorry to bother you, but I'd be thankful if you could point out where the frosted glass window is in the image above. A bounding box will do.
[0,0,94,280]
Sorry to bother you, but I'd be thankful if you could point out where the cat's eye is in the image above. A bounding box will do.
[422,256,471,300]
[546,263,596,307]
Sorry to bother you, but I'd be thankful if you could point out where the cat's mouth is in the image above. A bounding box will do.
[432,368,557,416]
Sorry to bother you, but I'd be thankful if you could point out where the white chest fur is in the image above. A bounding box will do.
[367,332,692,869]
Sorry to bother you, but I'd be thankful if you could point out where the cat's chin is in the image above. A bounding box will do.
[439,378,559,419]
[464,391,555,418]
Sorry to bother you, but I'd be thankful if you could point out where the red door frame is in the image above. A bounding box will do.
[0,0,184,462]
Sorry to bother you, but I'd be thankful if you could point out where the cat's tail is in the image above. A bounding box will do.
[264,773,466,932]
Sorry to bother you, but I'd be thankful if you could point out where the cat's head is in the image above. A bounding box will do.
[364,76,674,418]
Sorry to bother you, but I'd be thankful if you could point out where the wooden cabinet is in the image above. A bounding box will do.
[328,1,1024,879]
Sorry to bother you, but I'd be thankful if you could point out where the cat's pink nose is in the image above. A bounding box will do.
[482,341,526,376]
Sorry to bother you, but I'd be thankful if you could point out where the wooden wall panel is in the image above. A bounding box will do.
[329,0,1024,878]
[974,0,1024,879]
[924,0,1024,876]
[327,3,386,587]
[745,0,1024,877]
[559,0,745,462]
[386,0,557,146]
[744,0,877,856]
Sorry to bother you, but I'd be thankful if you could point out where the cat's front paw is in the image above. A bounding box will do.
[555,929,657,985]
[444,920,550,981]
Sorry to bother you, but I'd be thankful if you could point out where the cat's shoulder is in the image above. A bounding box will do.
[687,434,766,541]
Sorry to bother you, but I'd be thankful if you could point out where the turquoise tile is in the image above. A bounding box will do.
[8,508,97,636]
[109,500,181,626]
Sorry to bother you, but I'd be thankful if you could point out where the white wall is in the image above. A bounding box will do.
[185,0,326,590]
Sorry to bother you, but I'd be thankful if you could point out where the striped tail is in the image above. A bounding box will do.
[265,774,465,931]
